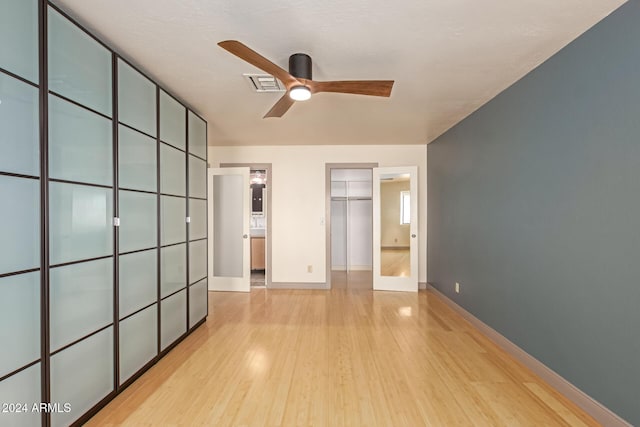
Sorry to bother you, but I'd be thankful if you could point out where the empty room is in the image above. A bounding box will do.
[1,0,638,426]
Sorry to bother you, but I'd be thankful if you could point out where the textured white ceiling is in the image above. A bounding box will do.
[52,0,626,146]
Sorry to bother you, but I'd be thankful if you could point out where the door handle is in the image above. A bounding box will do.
[243,234,248,239]
[411,234,416,238]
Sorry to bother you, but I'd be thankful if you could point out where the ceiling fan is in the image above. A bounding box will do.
[218,40,395,118]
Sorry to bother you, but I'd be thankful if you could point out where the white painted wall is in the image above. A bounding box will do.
[208,145,428,284]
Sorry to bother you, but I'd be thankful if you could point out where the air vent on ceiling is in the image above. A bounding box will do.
[243,73,285,93]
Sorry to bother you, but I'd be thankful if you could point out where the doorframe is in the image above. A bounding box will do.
[220,163,272,288]
[325,163,378,289]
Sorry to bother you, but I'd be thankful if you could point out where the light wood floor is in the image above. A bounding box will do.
[381,248,410,277]
[87,284,598,426]
[331,270,373,290]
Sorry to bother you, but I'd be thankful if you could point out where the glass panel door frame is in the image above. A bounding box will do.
[208,167,251,292]
[373,166,418,292]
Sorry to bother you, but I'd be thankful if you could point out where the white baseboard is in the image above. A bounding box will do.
[269,282,329,290]
[427,284,631,427]
[419,282,427,290]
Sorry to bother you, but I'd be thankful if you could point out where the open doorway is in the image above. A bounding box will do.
[249,169,267,287]
[326,163,377,289]
[220,163,272,288]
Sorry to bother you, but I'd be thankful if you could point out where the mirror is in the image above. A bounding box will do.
[379,173,411,277]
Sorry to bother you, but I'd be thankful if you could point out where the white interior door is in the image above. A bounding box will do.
[208,167,250,292]
[372,166,418,292]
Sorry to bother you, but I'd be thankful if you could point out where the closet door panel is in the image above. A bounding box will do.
[161,196,186,246]
[119,305,157,384]
[0,363,41,427]
[118,59,156,137]
[118,125,157,192]
[161,243,186,298]
[119,190,157,253]
[0,74,39,176]
[160,290,187,350]
[0,272,40,377]
[189,279,207,328]
[119,249,157,318]
[50,327,114,427]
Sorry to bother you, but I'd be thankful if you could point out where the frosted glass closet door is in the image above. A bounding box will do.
[119,190,157,252]
[160,143,186,196]
[50,328,114,427]
[118,59,156,137]
[189,279,207,328]
[49,183,113,265]
[0,0,38,83]
[161,290,186,350]
[159,91,185,150]
[189,156,207,199]
[161,196,186,246]
[161,243,187,298]
[0,10,41,389]
[0,177,40,274]
[49,258,113,352]
[48,7,112,116]
[49,95,113,186]
[189,199,207,240]
[118,125,157,192]
[0,273,40,377]
[119,305,157,384]
[189,239,207,283]
[0,74,39,176]
[119,250,157,318]
[0,363,41,427]
[188,111,207,159]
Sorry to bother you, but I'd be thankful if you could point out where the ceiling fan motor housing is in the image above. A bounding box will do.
[289,53,312,80]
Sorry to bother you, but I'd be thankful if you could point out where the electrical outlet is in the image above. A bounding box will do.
[455,282,460,293]
[307,265,313,273]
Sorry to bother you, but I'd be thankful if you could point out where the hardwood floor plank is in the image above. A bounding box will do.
[86,284,600,426]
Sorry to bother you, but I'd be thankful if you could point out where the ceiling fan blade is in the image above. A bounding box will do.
[263,94,295,118]
[308,80,394,97]
[218,40,300,89]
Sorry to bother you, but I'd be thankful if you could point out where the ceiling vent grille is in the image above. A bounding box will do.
[243,73,286,93]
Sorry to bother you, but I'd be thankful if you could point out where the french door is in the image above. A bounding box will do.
[372,166,418,292]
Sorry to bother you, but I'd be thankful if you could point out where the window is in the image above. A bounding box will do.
[400,191,410,224]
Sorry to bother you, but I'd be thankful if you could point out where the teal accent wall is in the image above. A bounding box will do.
[428,1,639,424]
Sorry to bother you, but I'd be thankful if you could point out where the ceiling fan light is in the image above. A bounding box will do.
[289,86,311,101]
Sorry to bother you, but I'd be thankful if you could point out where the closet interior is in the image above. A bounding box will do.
[330,168,373,288]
